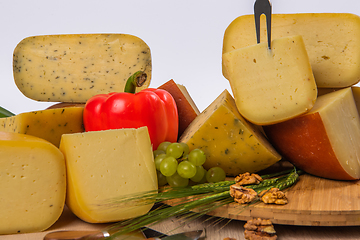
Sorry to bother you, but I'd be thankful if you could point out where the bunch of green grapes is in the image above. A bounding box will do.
[153,141,226,188]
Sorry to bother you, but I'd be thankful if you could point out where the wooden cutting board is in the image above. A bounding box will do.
[205,173,360,226]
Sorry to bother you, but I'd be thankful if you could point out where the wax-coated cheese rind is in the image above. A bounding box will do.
[223,35,317,125]
[0,107,84,147]
[13,34,152,102]
[223,13,360,88]
[158,80,200,139]
[264,88,360,180]
[0,132,66,234]
[179,90,281,176]
[59,127,158,223]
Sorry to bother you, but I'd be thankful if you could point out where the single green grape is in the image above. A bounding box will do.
[180,142,190,157]
[177,160,197,179]
[159,156,178,177]
[190,165,206,182]
[198,169,208,183]
[166,172,189,188]
[157,141,171,152]
[206,167,226,183]
[153,149,165,159]
[166,142,184,159]
[154,153,167,171]
[157,170,168,187]
[188,149,206,166]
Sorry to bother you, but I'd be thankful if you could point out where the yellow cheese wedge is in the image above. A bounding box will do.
[59,127,158,223]
[222,13,360,88]
[179,89,281,176]
[223,35,317,125]
[264,87,360,180]
[0,132,66,234]
[0,107,84,147]
[13,34,152,102]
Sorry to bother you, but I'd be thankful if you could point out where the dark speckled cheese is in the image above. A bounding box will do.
[179,89,281,176]
[13,34,152,102]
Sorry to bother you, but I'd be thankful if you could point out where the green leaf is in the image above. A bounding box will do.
[0,106,15,118]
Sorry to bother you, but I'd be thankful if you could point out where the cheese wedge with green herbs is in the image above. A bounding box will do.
[0,107,84,147]
[179,89,281,176]
[223,35,317,125]
[222,13,360,88]
[0,132,66,234]
[59,127,158,223]
[13,34,152,102]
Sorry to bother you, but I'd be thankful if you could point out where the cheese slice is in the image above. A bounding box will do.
[59,127,158,223]
[222,13,360,88]
[179,89,281,176]
[0,107,84,147]
[223,35,317,125]
[264,87,360,180]
[0,132,66,234]
[13,34,152,102]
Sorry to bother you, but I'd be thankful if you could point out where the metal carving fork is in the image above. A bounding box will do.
[254,0,272,49]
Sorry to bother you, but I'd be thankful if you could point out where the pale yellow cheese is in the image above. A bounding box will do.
[0,107,84,147]
[59,127,158,223]
[179,89,281,176]
[13,34,152,102]
[222,13,360,88]
[0,132,66,234]
[223,35,317,125]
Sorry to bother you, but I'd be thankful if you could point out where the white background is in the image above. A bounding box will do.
[1,0,360,114]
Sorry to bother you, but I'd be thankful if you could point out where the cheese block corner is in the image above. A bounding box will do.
[59,127,158,223]
[263,87,360,180]
[179,89,281,176]
[13,33,152,102]
[0,132,66,235]
[223,35,317,125]
[158,79,200,138]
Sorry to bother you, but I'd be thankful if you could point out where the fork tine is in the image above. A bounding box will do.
[254,0,272,49]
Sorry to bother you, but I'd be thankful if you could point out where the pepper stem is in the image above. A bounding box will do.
[124,71,147,93]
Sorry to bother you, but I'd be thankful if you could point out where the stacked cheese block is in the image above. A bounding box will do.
[0,34,158,234]
[221,13,360,180]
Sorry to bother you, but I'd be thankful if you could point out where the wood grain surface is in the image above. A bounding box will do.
[205,174,360,226]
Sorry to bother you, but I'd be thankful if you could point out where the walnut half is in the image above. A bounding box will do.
[259,188,288,205]
[244,218,277,240]
[229,184,257,204]
[235,172,263,186]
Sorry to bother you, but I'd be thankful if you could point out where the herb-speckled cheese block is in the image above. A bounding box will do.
[223,35,317,125]
[179,90,281,176]
[59,127,158,223]
[222,13,360,88]
[0,132,66,235]
[13,34,152,102]
[0,107,84,147]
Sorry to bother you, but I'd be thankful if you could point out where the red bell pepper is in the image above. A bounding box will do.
[83,71,178,150]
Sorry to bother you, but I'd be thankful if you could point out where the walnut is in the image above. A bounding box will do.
[223,238,237,240]
[259,188,288,205]
[244,218,277,240]
[230,184,257,204]
[235,172,263,186]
